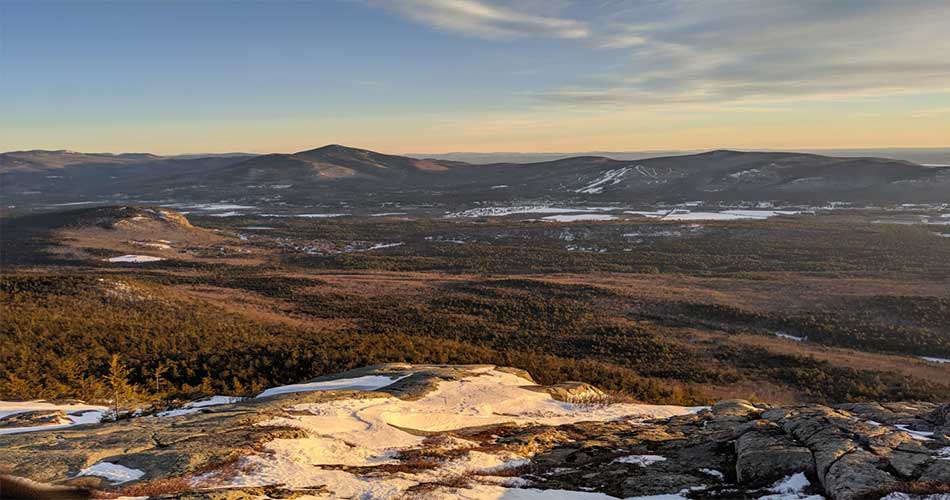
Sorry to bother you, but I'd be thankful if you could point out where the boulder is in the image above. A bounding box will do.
[919,459,950,483]
[735,428,814,485]
[823,450,896,500]
[887,450,933,478]
[621,473,707,497]
[540,381,607,403]
[711,399,761,418]
[926,403,950,427]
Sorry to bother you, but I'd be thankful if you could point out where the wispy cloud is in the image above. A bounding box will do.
[374,0,950,108]
[548,0,950,108]
[372,0,589,39]
[593,33,646,49]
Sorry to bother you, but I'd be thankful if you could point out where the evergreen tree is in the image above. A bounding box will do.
[105,354,137,420]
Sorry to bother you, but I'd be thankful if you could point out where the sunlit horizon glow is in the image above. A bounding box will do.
[2,0,948,155]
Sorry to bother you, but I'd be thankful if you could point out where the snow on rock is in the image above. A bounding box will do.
[105,255,165,263]
[76,462,145,484]
[755,472,824,500]
[936,447,950,460]
[611,454,667,467]
[576,167,631,194]
[699,468,725,479]
[895,424,934,441]
[156,396,244,417]
[769,472,810,494]
[256,374,411,398]
[920,356,950,363]
[0,401,107,435]
[223,368,698,499]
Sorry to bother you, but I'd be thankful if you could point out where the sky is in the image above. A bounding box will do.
[2,0,949,155]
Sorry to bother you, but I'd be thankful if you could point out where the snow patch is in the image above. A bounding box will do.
[543,214,618,222]
[775,332,806,342]
[612,454,667,467]
[729,168,761,179]
[174,203,255,211]
[446,206,596,218]
[768,472,810,494]
[222,368,699,498]
[105,255,165,263]
[129,241,172,250]
[256,374,410,398]
[895,424,934,441]
[258,213,348,218]
[156,396,244,417]
[76,462,145,484]
[576,167,631,194]
[0,401,106,435]
[920,356,950,363]
[626,209,800,221]
[700,468,725,480]
[363,242,404,251]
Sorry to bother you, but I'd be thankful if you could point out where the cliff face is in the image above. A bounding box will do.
[1,365,948,500]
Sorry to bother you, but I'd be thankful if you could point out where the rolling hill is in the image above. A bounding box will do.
[2,145,949,210]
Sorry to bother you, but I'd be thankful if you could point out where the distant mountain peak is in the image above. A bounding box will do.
[297,144,375,156]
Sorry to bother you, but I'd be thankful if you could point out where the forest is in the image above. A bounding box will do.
[2,209,949,407]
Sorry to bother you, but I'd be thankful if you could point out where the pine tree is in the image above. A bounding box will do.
[153,362,168,396]
[105,354,136,420]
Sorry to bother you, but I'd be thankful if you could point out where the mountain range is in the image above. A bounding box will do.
[3,145,949,210]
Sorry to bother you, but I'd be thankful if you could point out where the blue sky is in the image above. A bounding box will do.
[2,0,948,154]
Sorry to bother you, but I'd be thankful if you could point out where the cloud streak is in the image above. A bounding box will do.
[374,0,589,39]
[374,0,950,108]
[548,0,950,107]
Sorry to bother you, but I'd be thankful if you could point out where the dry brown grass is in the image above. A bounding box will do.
[726,333,950,385]
[398,471,479,499]
[105,477,193,498]
[859,480,950,499]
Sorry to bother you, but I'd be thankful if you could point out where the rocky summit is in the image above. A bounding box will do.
[1,364,948,500]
